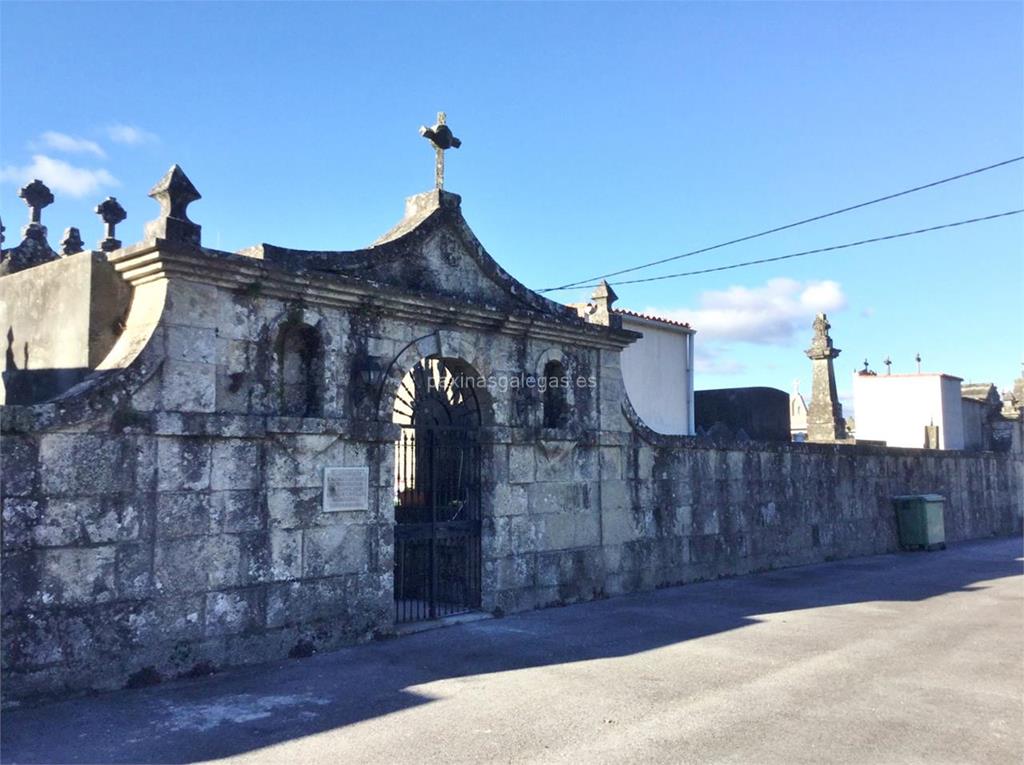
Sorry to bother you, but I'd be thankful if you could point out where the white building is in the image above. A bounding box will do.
[615,308,696,435]
[790,381,808,441]
[572,281,695,436]
[852,372,965,449]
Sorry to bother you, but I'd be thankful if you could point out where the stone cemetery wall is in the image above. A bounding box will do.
[4,355,1020,703]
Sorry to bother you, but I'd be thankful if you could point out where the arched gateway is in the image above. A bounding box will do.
[392,357,483,623]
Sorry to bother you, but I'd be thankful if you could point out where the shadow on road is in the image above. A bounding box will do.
[2,537,1021,764]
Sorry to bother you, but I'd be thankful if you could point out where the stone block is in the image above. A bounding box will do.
[212,490,263,533]
[1,436,38,497]
[128,596,203,643]
[270,528,302,580]
[211,440,261,491]
[603,543,623,573]
[600,447,623,480]
[480,445,509,486]
[116,542,153,599]
[636,447,656,481]
[162,360,217,412]
[1,551,41,613]
[220,297,256,341]
[157,438,212,492]
[39,546,117,605]
[206,535,246,589]
[601,506,640,545]
[39,434,128,496]
[539,510,600,550]
[484,554,535,591]
[154,538,209,594]
[535,551,562,588]
[303,524,369,577]
[509,445,535,483]
[130,436,159,493]
[535,442,576,482]
[156,493,213,538]
[527,482,582,515]
[93,496,142,544]
[574,447,598,481]
[3,611,64,669]
[486,483,528,517]
[205,589,262,637]
[265,576,352,628]
[267,487,321,529]
[600,479,631,513]
[166,325,217,364]
[238,531,271,584]
[3,498,41,550]
[266,435,345,489]
[165,281,220,329]
[485,515,539,558]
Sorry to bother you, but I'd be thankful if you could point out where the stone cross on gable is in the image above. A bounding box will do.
[419,111,461,191]
[18,179,54,241]
[95,197,127,252]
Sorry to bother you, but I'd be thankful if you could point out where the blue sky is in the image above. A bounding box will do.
[2,1,1022,408]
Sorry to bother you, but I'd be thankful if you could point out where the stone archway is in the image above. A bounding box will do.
[392,356,484,623]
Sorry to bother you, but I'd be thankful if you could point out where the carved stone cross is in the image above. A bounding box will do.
[18,179,54,241]
[419,111,461,191]
[95,197,127,252]
[19,179,53,225]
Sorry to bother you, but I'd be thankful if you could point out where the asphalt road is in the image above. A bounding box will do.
[2,536,1022,765]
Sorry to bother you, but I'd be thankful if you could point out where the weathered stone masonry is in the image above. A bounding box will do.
[1,171,1021,703]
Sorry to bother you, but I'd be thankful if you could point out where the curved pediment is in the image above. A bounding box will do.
[245,190,575,319]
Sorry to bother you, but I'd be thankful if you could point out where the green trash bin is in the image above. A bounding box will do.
[893,494,946,551]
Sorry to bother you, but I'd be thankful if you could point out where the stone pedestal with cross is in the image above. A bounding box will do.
[805,313,847,442]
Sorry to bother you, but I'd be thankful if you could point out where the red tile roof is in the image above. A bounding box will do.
[613,308,692,329]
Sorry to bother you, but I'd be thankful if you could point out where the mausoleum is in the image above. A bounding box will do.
[2,122,1021,702]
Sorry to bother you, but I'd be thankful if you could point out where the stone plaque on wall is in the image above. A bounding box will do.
[323,466,369,512]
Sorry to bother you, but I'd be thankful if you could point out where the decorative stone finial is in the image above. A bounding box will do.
[144,164,202,245]
[805,313,840,361]
[95,197,127,252]
[18,179,54,242]
[592,279,618,308]
[578,279,621,327]
[61,227,84,255]
[1,215,5,246]
[419,112,461,191]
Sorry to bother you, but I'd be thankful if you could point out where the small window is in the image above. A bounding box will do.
[542,360,569,428]
[279,323,321,416]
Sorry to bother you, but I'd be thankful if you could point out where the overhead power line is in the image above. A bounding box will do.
[539,156,1024,292]
[557,209,1023,289]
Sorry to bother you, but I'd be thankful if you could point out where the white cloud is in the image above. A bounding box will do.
[694,345,747,375]
[646,277,847,346]
[106,124,159,145]
[34,131,106,158]
[0,155,119,198]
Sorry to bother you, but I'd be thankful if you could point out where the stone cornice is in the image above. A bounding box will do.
[106,240,641,352]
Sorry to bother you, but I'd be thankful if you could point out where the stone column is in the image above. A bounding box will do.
[805,313,846,442]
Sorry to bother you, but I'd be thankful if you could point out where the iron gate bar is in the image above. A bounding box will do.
[394,418,481,624]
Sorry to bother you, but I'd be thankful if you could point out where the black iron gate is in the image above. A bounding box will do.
[394,427,481,622]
